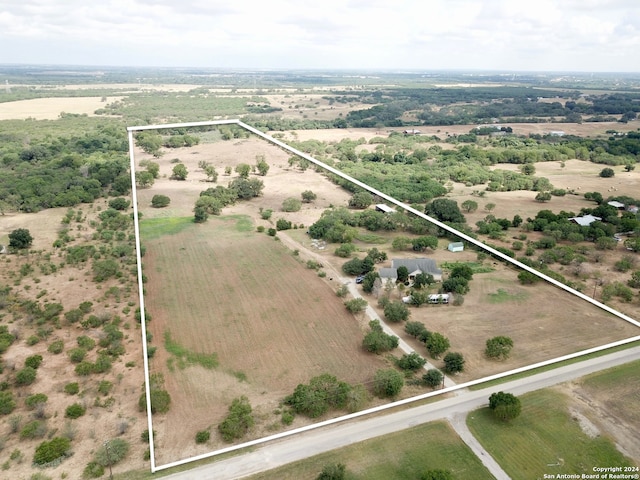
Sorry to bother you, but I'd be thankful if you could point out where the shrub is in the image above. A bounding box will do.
[276,218,292,231]
[0,391,16,415]
[15,366,37,386]
[68,348,87,363]
[77,335,96,350]
[97,381,113,396]
[195,430,210,444]
[33,437,71,465]
[93,438,129,467]
[218,396,254,442]
[422,369,444,388]
[47,340,64,354]
[65,403,86,419]
[485,336,514,360]
[20,420,47,439]
[83,461,105,478]
[64,383,79,395]
[397,352,427,372]
[75,361,94,376]
[138,389,171,414]
[25,393,48,410]
[25,354,43,369]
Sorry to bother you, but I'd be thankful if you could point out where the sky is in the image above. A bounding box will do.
[1,0,639,72]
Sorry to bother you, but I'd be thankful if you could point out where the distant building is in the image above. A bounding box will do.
[447,242,464,253]
[403,129,421,135]
[549,131,565,137]
[569,214,601,227]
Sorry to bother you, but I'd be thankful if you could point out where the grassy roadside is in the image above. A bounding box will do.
[467,390,635,480]
[244,421,493,480]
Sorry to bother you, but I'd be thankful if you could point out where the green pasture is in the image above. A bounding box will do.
[467,390,635,480]
[487,288,528,304]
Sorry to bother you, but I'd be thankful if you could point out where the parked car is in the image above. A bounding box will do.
[355,275,365,284]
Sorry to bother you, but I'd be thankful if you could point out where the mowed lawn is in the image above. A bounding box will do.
[142,214,386,395]
[245,421,494,480]
[466,390,635,480]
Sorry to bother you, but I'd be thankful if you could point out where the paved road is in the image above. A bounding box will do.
[158,346,640,480]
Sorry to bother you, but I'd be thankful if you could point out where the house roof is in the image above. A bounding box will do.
[608,201,625,209]
[379,259,443,281]
[569,214,602,227]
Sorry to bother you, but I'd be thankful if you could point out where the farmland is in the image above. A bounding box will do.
[141,216,388,464]
[0,67,639,478]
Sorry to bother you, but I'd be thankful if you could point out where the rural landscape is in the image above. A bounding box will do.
[0,65,639,479]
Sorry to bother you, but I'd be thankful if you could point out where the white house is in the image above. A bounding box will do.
[379,258,442,284]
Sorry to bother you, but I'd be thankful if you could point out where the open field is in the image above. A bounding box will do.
[467,389,637,480]
[141,216,388,464]
[245,420,494,480]
[0,96,124,120]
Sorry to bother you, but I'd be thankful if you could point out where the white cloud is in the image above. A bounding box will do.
[0,0,638,71]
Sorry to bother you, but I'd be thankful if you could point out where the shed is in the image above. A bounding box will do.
[447,242,464,253]
[375,204,396,214]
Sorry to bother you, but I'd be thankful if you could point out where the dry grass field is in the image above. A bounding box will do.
[133,128,639,467]
[142,217,388,464]
[0,96,123,120]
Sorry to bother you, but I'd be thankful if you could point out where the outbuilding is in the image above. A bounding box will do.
[447,242,464,253]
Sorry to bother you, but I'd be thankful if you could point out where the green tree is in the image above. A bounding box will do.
[363,320,398,353]
[392,236,411,250]
[535,191,552,202]
[425,199,465,223]
[422,369,444,388]
[599,167,615,178]
[426,332,450,358]
[151,194,171,208]
[255,156,270,176]
[92,259,119,282]
[334,243,356,258]
[521,163,536,175]
[146,161,160,178]
[282,197,302,212]
[344,298,368,313]
[485,202,496,213]
[93,438,130,467]
[235,163,251,178]
[373,368,404,398]
[135,171,155,188]
[229,177,264,199]
[413,272,435,289]
[461,200,478,213]
[489,391,522,421]
[203,164,218,182]
[485,336,514,360]
[443,352,465,373]
[397,352,427,372]
[8,228,33,250]
[383,301,410,323]
[301,190,317,203]
[405,321,428,339]
[349,191,373,209]
[108,197,130,211]
[397,266,409,283]
[171,163,188,180]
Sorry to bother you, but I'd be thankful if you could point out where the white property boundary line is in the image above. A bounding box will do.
[126,119,640,474]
